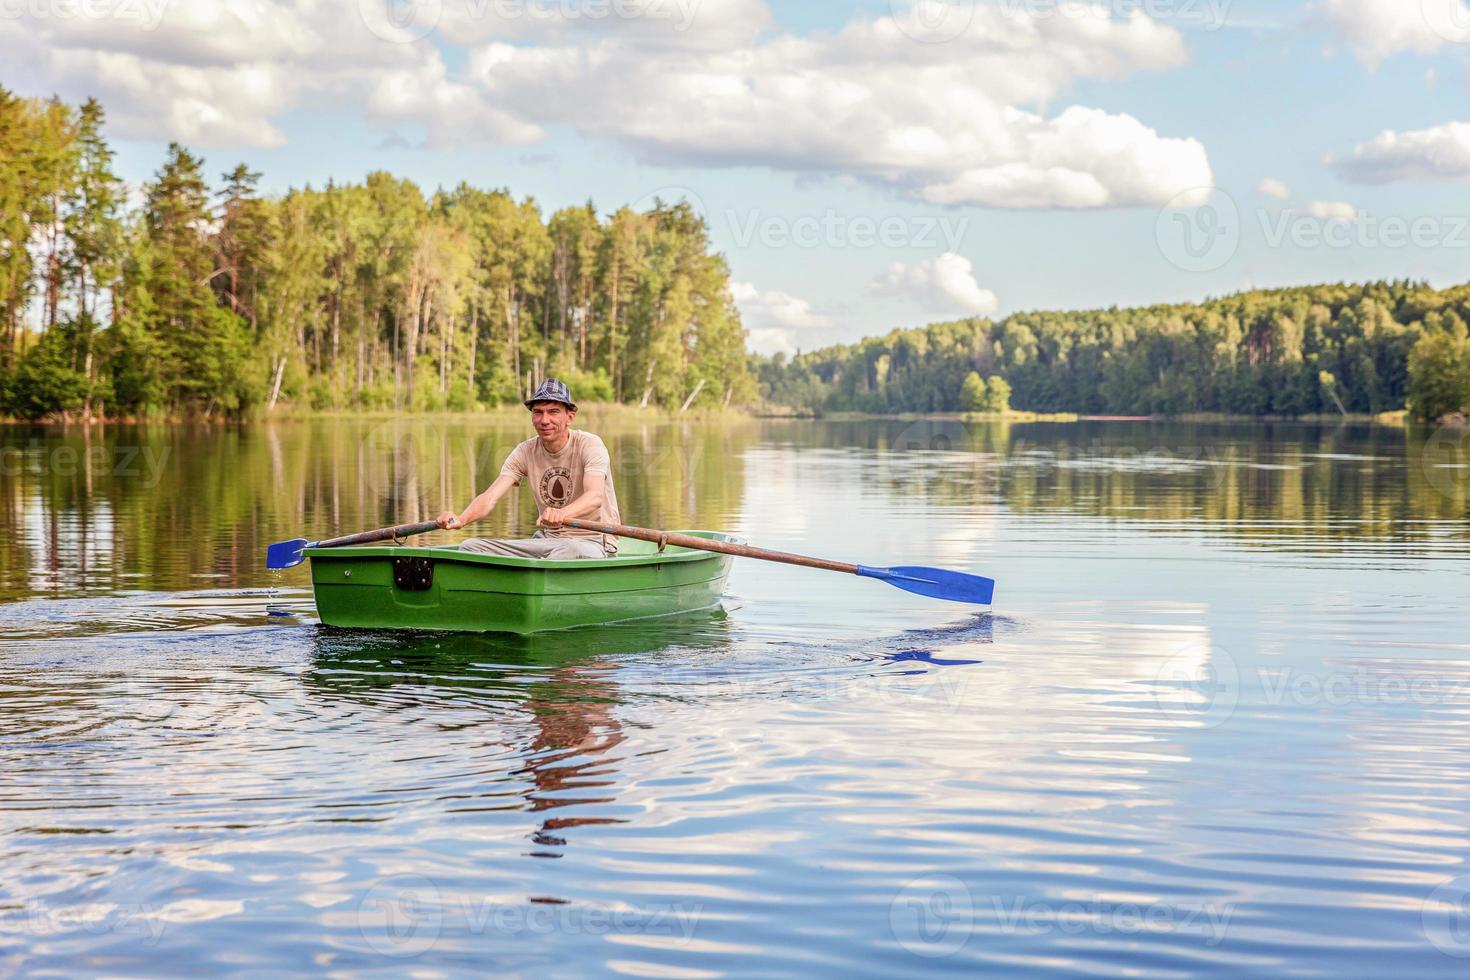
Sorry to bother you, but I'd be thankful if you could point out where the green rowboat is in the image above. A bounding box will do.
[304,531,739,634]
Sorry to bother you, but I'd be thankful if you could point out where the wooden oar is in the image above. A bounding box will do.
[265,520,440,570]
[564,519,995,606]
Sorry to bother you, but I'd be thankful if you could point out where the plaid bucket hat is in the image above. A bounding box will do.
[524,378,576,411]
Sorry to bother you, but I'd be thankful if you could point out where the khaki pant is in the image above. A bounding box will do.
[459,531,607,560]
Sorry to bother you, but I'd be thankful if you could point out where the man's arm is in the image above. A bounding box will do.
[537,471,605,528]
[437,473,519,530]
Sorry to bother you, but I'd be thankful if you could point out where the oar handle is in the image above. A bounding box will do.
[563,519,859,575]
[316,520,441,550]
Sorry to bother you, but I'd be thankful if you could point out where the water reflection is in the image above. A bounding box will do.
[3,419,1469,976]
[3,419,1467,604]
[306,615,740,858]
[0,417,761,601]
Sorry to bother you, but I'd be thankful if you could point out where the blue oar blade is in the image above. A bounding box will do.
[266,538,311,570]
[858,565,995,605]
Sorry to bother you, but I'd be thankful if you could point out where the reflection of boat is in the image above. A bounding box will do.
[310,606,736,673]
[304,532,739,634]
[306,617,741,857]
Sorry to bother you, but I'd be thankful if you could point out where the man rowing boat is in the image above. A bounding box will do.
[435,378,622,558]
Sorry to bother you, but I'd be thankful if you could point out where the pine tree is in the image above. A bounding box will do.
[63,97,123,411]
[128,143,260,415]
[214,163,272,332]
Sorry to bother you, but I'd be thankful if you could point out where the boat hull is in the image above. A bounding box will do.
[304,532,738,634]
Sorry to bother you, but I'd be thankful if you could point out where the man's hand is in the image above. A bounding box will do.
[537,508,566,528]
[435,511,462,530]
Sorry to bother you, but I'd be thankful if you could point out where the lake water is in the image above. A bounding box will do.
[2,417,1468,976]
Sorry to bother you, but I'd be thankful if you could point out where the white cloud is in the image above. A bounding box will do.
[0,0,451,146]
[1257,177,1291,199]
[436,0,769,49]
[1307,200,1358,222]
[872,253,999,318]
[1330,122,1470,183]
[1315,0,1470,67]
[455,2,1210,209]
[2,0,1213,208]
[916,106,1212,209]
[367,51,545,147]
[35,0,317,67]
[732,281,831,356]
[731,282,830,330]
[745,328,799,358]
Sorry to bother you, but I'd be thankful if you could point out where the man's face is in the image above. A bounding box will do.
[531,402,574,443]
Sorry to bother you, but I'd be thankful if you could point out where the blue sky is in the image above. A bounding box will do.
[6,0,1470,354]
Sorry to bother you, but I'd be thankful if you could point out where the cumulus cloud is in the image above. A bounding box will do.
[457,2,1209,208]
[367,50,545,147]
[731,282,831,356]
[1330,122,1470,183]
[1257,177,1291,199]
[0,0,430,146]
[745,329,798,357]
[915,106,1211,209]
[1307,200,1358,222]
[872,253,999,318]
[436,0,768,48]
[35,0,317,67]
[1315,0,1470,67]
[731,282,831,330]
[1,0,1212,208]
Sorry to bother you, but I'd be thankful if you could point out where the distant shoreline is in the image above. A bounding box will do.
[0,402,753,426]
[753,409,1420,426]
[5,407,1452,428]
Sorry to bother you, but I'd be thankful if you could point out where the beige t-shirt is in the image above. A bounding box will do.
[500,429,621,554]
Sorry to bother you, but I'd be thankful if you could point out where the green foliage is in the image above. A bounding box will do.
[760,282,1470,417]
[1,326,87,419]
[1,91,756,419]
[197,305,266,413]
[958,371,1010,413]
[984,375,1011,413]
[108,310,166,415]
[560,367,614,404]
[0,88,80,365]
[959,371,987,412]
[1407,320,1470,421]
[116,144,262,416]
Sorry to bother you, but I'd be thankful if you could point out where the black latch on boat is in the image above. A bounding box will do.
[392,556,435,592]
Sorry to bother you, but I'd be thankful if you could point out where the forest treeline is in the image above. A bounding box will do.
[6,89,1469,424]
[0,88,754,420]
[757,281,1470,420]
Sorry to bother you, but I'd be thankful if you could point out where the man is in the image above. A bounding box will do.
[435,378,621,558]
